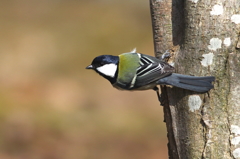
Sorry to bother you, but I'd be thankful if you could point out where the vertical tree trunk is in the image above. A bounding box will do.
[150,0,240,158]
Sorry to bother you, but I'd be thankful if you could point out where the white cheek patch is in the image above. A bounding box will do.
[96,64,117,77]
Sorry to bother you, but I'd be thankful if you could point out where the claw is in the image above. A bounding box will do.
[153,86,163,106]
[161,50,171,62]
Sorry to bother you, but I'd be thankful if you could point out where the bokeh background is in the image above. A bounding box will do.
[0,0,168,159]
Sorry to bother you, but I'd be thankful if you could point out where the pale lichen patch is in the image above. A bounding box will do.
[223,37,231,47]
[201,53,214,67]
[231,137,240,147]
[208,38,222,51]
[188,95,202,112]
[189,0,198,3]
[210,4,223,15]
[231,14,240,24]
[233,148,240,158]
[231,125,240,158]
[231,125,240,136]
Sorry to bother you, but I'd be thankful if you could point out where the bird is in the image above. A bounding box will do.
[86,49,215,102]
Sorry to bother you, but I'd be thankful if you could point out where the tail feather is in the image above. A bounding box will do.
[157,73,215,93]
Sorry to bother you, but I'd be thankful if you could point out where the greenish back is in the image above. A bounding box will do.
[117,53,140,86]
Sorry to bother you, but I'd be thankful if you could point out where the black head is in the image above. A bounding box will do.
[86,55,119,84]
[86,55,119,70]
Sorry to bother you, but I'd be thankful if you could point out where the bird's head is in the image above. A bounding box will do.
[86,55,119,83]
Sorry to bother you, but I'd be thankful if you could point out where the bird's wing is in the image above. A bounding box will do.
[133,54,174,88]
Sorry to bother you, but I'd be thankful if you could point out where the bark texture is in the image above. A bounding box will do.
[150,0,178,158]
[150,0,240,158]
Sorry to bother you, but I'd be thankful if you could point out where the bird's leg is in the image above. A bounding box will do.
[153,86,163,105]
[160,50,171,62]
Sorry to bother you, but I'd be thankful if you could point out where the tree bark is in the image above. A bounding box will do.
[150,0,240,158]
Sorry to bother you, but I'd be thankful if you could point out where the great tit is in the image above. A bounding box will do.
[86,49,215,100]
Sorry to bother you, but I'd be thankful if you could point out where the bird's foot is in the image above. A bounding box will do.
[153,86,163,106]
[160,50,171,62]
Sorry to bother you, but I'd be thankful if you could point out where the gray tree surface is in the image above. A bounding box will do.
[150,0,240,158]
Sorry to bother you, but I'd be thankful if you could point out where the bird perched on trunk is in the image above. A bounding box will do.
[86,49,215,102]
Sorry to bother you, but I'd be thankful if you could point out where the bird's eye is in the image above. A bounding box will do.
[96,62,104,67]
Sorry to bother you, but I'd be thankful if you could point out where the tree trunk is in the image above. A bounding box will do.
[150,0,240,158]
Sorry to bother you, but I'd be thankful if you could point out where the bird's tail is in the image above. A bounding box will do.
[157,73,215,93]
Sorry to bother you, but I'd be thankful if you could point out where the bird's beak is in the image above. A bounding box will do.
[86,65,94,69]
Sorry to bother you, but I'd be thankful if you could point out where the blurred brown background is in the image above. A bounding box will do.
[0,0,167,159]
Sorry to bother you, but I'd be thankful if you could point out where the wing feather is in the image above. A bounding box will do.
[133,54,174,88]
